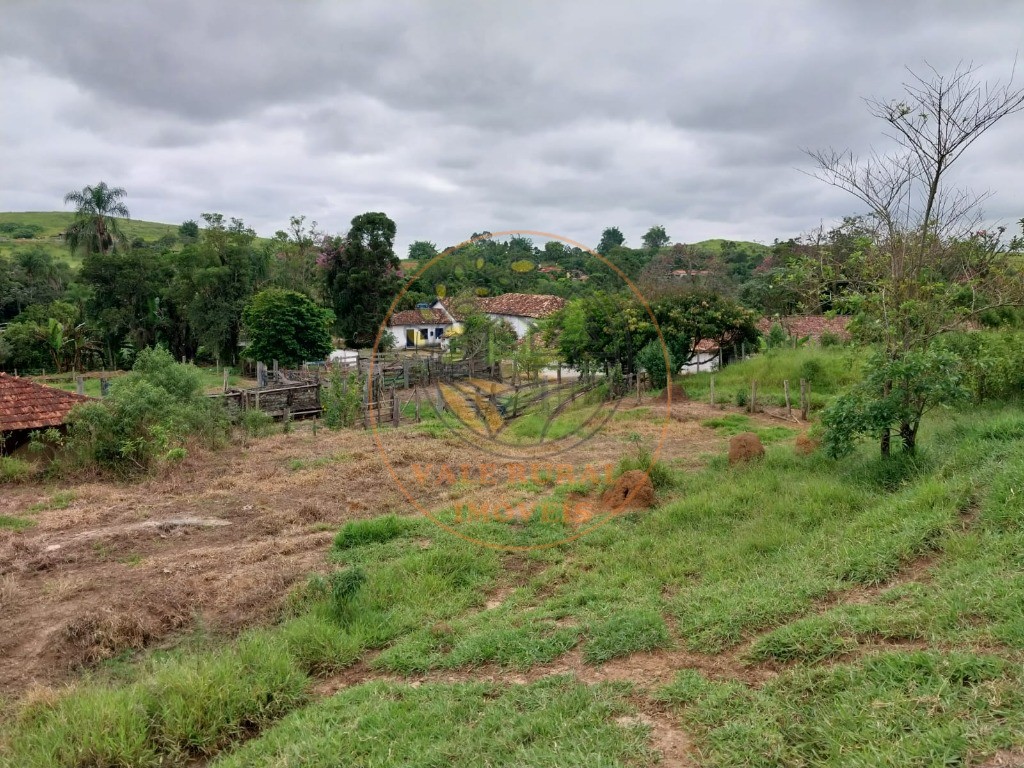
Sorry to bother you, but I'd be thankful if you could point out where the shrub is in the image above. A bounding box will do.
[66,347,228,474]
[240,409,275,437]
[799,358,826,387]
[819,330,843,348]
[766,322,788,349]
[0,456,32,483]
[635,340,674,389]
[321,369,363,429]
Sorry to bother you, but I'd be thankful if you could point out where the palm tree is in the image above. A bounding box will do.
[63,181,130,257]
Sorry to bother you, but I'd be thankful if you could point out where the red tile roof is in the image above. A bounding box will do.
[756,315,852,340]
[0,373,92,432]
[389,308,452,327]
[476,293,566,318]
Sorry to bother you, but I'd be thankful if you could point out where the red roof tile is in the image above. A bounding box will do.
[0,373,93,432]
[476,293,566,318]
[389,308,452,327]
[756,315,852,340]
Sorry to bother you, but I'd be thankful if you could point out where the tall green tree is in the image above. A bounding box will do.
[63,181,130,257]
[641,225,671,252]
[408,240,438,262]
[176,214,269,364]
[242,288,334,367]
[322,212,401,347]
[596,226,625,256]
[809,63,1024,455]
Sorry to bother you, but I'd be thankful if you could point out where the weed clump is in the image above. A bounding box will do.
[333,515,408,550]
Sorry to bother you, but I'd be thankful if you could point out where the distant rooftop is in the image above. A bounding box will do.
[0,373,92,432]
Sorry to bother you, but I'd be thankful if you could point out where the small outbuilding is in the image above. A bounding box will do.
[0,373,91,453]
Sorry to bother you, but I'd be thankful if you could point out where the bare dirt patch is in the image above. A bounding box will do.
[0,399,763,696]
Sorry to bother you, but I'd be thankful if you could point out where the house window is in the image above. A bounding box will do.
[435,327,444,337]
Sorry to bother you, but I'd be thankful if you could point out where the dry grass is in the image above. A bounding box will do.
[0,398,773,695]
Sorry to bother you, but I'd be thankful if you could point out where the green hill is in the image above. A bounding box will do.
[0,211,182,268]
[685,238,771,256]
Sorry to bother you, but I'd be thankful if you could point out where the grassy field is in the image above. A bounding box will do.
[681,345,865,410]
[1,348,1021,766]
[3,391,1024,766]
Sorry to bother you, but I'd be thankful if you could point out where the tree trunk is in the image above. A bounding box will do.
[880,377,893,457]
[899,420,917,454]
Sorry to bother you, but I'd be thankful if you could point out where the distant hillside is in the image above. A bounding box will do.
[0,211,182,268]
[684,238,771,257]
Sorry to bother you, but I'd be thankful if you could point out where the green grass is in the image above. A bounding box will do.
[684,345,864,408]
[286,452,349,472]
[584,608,671,663]
[28,492,75,512]
[0,212,182,269]
[701,413,797,444]
[2,633,308,767]
[0,456,32,484]
[0,515,35,530]
[33,367,248,397]
[5,407,1024,766]
[213,677,651,768]
[658,652,1024,767]
[333,515,411,549]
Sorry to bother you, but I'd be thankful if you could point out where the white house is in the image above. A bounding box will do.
[475,293,566,339]
[386,293,566,349]
[387,308,455,349]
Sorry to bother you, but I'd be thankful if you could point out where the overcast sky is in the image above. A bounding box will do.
[2,1,1022,255]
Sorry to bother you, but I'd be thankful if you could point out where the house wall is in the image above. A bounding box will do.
[680,351,720,375]
[485,314,533,339]
[388,324,450,348]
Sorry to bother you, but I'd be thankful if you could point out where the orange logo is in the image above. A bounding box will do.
[371,230,672,550]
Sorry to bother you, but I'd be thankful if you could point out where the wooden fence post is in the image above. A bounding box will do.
[99,377,110,397]
[76,376,85,396]
[222,368,229,393]
[709,375,715,406]
[784,379,792,418]
[415,389,421,422]
[403,359,410,390]
[799,379,808,420]
[392,388,400,426]
[749,380,757,414]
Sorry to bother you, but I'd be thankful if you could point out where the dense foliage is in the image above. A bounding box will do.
[242,288,334,367]
[322,212,401,348]
[65,347,228,474]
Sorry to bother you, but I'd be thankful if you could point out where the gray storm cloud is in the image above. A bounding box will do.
[1,0,1022,253]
